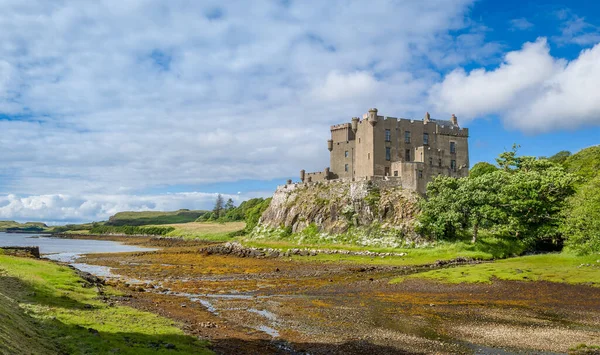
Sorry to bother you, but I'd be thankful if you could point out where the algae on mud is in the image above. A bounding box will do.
[73,237,600,355]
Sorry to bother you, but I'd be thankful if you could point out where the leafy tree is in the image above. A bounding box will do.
[547,150,571,165]
[213,194,224,219]
[469,162,498,178]
[561,176,600,254]
[499,159,577,247]
[225,198,235,211]
[496,144,521,171]
[420,148,577,249]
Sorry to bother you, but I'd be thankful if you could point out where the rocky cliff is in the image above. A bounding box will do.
[252,180,422,247]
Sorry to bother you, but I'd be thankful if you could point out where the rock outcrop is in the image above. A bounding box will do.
[253,180,421,247]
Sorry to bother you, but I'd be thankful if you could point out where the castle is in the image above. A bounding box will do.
[298,108,469,194]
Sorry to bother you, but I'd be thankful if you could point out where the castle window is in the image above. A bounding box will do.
[368,153,370,160]
[418,170,423,179]
[405,149,411,162]
[393,170,398,177]
[344,164,349,172]
[423,133,429,145]
[385,129,391,142]
[451,160,456,171]
[404,131,411,144]
[429,157,433,166]
[438,159,442,167]
[345,150,349,158]
[385,167,390,176]
[385,147,391,161]
[450,141,456,154]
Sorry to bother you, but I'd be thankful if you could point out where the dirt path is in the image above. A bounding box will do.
[75,239,600,355]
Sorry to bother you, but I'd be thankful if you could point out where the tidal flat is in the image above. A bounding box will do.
[72,236,600,355]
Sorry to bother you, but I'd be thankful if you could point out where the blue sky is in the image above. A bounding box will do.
[0,0,599,223]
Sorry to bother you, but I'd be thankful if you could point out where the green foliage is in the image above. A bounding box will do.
[212,194,225,219]
[89,225,175,236]
[419,147,578,250]
[242,198,272,233]
[562,175,600,254]
[106,210,207,226]
[547,150,572,165]
[469,162,498,178]
[364,183,381,212]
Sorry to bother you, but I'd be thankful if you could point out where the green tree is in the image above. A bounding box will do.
[213,194,224,219]
[561,176,600,254]
[496,144,521,171]
[469,162,498,178]
[547,150,571,165]
[499,159,577,247]
[420,149,577,249]
[225,198,235,211]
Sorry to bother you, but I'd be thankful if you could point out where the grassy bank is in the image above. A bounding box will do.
[0,255,212,355]
[163,221,245,241]
[391,252,600,286]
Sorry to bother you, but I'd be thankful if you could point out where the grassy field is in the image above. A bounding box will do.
[164,221,245,241]
[391,252,600,286]
[0,255,212,355]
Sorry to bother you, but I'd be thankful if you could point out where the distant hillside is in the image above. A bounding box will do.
[106,209,208,226]
[0,221,48,233]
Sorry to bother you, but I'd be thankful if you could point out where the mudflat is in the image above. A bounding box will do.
[76,237,600,355]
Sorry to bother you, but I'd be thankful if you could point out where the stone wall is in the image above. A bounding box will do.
[0,246,40,258]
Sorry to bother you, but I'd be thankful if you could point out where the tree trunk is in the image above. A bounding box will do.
[472,221,479,244]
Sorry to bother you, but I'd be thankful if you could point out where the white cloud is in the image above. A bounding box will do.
[554,11,600,46]
[311,71,380,102]
[509,18,534,31]
[0,191,269,224]
[0,0,501,221]
[429,38,600,132]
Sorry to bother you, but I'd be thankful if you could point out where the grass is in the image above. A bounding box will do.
[163,221,246,241]
[244,236,527,266]
[391,252,600,286]
[0,255,213,355]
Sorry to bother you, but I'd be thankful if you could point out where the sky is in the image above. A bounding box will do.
[1,0,600,224]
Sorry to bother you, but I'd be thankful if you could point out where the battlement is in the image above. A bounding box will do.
[330,123,351,131]
[302,108,469,194]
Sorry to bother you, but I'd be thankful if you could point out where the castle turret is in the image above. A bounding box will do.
[451,114,458,126]
[368,108,378,126]
[351,117,359,133]
[327,139,333,152]
[424,112,431,124]
[300,169,305,182]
